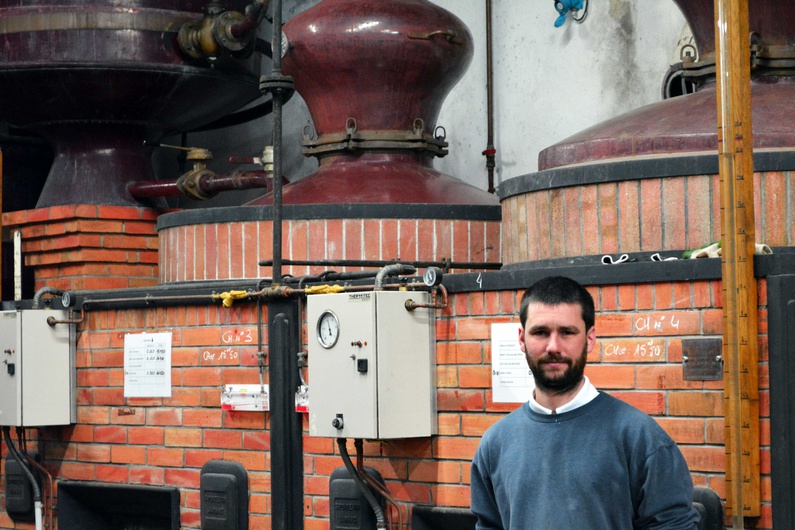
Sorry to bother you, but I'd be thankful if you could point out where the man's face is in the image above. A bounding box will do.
[518,302,596,393]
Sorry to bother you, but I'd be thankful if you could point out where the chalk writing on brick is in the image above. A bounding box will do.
[635,314,680,333]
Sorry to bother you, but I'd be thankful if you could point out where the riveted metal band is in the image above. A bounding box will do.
[0,10,194,35]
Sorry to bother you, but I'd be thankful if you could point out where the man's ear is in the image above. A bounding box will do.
[586,325,596,353]
[517,324,526,352]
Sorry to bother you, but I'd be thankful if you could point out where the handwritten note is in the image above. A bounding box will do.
[490,323,534,403]
[602,338,665,361]
[634,314,680,334]
[124,332,172,398]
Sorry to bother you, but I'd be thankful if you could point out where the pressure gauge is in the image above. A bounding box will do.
[316,310,340,349]
[423,267,443,287]
[61,291,74,308]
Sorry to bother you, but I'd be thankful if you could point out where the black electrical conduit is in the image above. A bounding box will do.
[337,438,387,529]
[2,426,43,530]
[32,287,63,309]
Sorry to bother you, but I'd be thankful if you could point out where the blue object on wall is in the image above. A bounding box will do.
[554,0,584,27]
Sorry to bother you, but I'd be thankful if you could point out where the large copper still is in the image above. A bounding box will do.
[0,0,264,207]
[250,0,498,206]
[539,0,795,169]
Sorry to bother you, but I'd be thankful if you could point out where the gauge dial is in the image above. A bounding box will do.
[317,310,340,349]
[423,266,443,287]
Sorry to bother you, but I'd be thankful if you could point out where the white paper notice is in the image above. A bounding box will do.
[124,332,172,398]
[490,322,534,403]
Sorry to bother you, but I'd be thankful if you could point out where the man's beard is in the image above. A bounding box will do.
[528,344,587,395]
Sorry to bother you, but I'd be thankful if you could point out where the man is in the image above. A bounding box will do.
[471,276,699,529]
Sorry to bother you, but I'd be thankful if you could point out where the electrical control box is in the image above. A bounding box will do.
[307,290,437,439]
[0,310,75,427]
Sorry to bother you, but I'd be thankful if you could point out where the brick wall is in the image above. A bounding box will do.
[0,278,769,528]
[2,206,160,292]
[502,171,792,264]
[159,217,502,283]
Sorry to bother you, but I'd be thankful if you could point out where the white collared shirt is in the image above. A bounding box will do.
[527,376,599,415]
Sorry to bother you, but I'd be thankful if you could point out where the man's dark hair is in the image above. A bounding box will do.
[519,276,595,330]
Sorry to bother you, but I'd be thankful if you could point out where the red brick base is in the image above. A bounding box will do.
[2,205,160,292]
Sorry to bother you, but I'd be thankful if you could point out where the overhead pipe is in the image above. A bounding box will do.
[259,257,503,271]
[50,281,435,326]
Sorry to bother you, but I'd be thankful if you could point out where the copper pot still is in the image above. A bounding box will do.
[0,0,263,207]
[249,0,497,206]
[540,0,795,170]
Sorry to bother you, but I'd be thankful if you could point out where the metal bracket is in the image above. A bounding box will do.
[301,118,449,158]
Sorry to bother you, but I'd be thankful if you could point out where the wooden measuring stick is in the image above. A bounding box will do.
[714,0,761,524]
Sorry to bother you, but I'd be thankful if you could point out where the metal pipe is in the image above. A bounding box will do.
[405,284,448,311]
[46,308,85,327]
[82,293,224,307]
[374,263,416,290]
[32,287,63,309]
[23,446,54,530]
[483,0,496,194]
[229,0,271,38]
[270,0,286,286]
[126,180,182,199]
[259,258,503,271]
[127,170,274,200]
[59,276,434,314]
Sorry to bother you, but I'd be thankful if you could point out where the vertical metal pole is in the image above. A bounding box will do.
[0,148,3,298]
[270,0,285,285]
[263,1,301,528]
[268,300,303,530]
[483,0,496,194]
[715,0,760,525]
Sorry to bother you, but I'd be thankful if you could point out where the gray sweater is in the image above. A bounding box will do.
[471,393,700,529]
